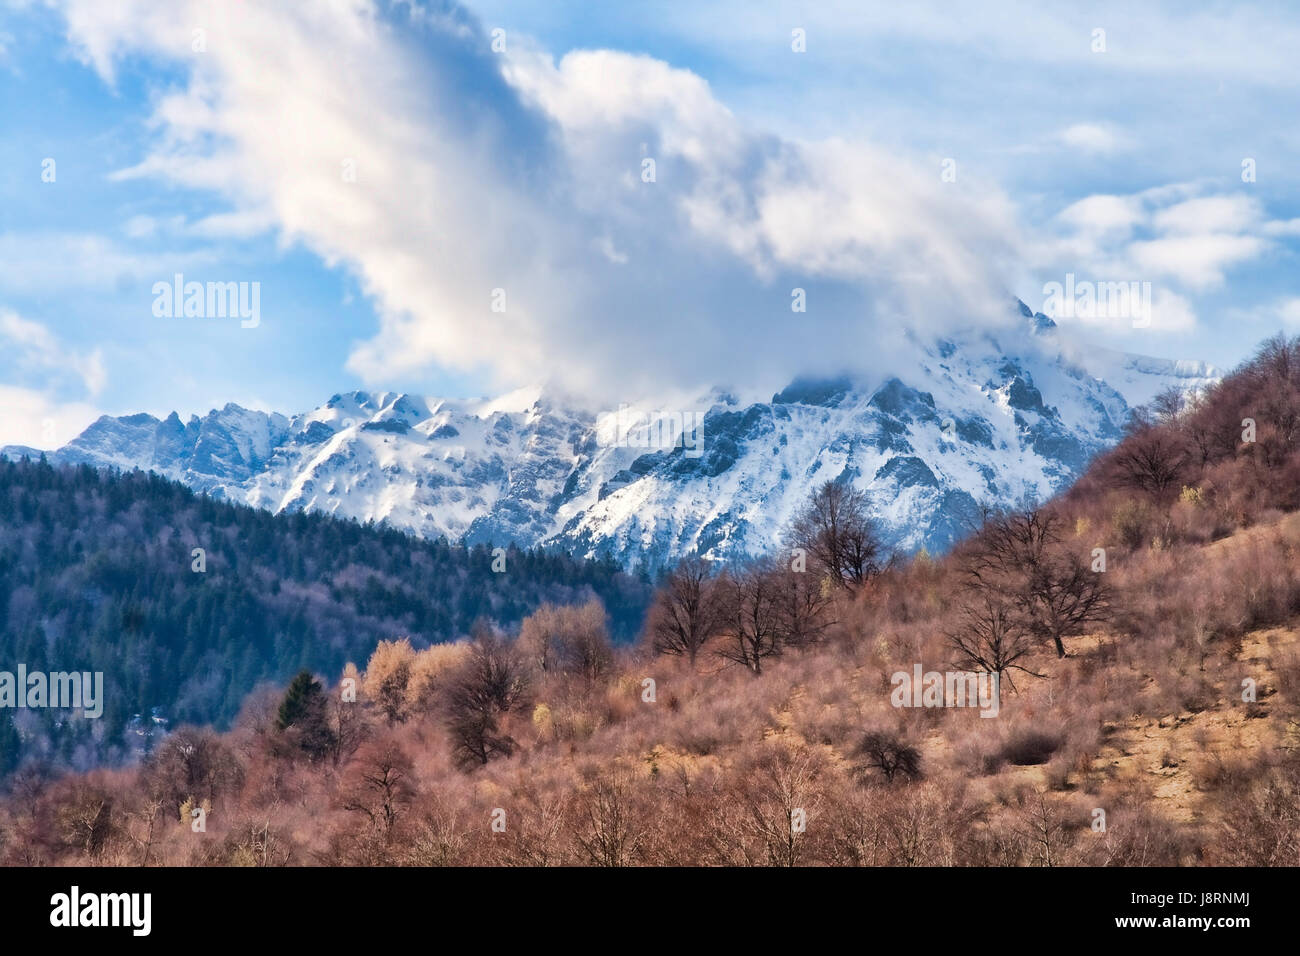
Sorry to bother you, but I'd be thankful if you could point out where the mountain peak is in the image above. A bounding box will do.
[13,331,1220,567]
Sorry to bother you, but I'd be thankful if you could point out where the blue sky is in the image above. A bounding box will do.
[1,0,1298,447]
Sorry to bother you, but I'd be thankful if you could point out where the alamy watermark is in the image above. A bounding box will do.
[50,886,150,936]
[1041,273,1151,328]
[0,665,103,718]
[890,664,1000,717]
[152,273,261,328]
[596,404,705,458]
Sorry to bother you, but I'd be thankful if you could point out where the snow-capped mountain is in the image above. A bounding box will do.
[6,305,1219,568]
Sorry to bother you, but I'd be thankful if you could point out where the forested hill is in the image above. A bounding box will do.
[0,455,652,775]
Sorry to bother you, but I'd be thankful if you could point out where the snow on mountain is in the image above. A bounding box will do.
[5,305,1220,569]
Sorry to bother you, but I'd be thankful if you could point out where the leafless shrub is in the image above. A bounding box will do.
[1001,728,1063,767]
[572,773,645,867]
[856,730,922,783]
[142,727,245,816]
[714,742,830,866]
[1213,753,1300,865]
[519,599,614,683]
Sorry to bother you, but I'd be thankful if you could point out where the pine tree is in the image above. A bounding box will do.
[0,714,20,777]
[277,670,324,731]
[276,670,335,761]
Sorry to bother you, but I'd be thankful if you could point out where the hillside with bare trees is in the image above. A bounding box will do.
[5,336,1300,867]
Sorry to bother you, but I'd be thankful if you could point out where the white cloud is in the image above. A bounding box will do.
[0,232,215,295]
[122,215,159,239]
[0,309,106,396]
[1231,297,1300,329]
[1058,123,1127,155]
[602,1,1300,87]
[1056,194,1144,237]
[1130,234,1265,289]
[1034,183,1289,329]
[1148,289,1198,333]
[1263,218,1300,237]
[1151,195,1261,235]
[1275,299,1300,326]
[186,209,278,240]
[48,0,1025,401]
[0,385,100,449]
[43,0,1300,373]
[0,310,104,448]
[594,236,627,265]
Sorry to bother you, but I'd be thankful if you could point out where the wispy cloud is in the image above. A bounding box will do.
[1032,184,1292,330]
[1058,123,1128,155]
[0,233,216,295]
[0,309,105,396]
[1230,297,1300,329]
[0,309,104,447]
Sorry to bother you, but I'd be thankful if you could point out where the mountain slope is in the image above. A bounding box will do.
[0,457,651,774]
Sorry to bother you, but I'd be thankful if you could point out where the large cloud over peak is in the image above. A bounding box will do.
[52,0,1027,400]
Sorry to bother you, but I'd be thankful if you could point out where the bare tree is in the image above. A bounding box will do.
[143,727,245,814]
[1024,551,1111,658]
[719,744,827,867]
[227,819,293,867]
[327,692,369,767]
[445,706,516,770]
[493,788,570,867]
[341,739,415,840]
[1184,409,1222,467]
[453,628,531,713]
[1012,788,1076,867]
[1250,339,1300,465]
[771,566,835,647]
[946,593,1041,693]
[405,793,470,867]
[856,731,922,784]
[123,793,167,866]
[789,481,884,591]
[717,562,784,674]
[573,776,643,867]
[959,509,1056,587]
[648,555,728,668]
[1111,424,1191,500]
[1147,385,1189,424]
[53,782,115,858]
[877,782,972,866]
[960,510,1110,658]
